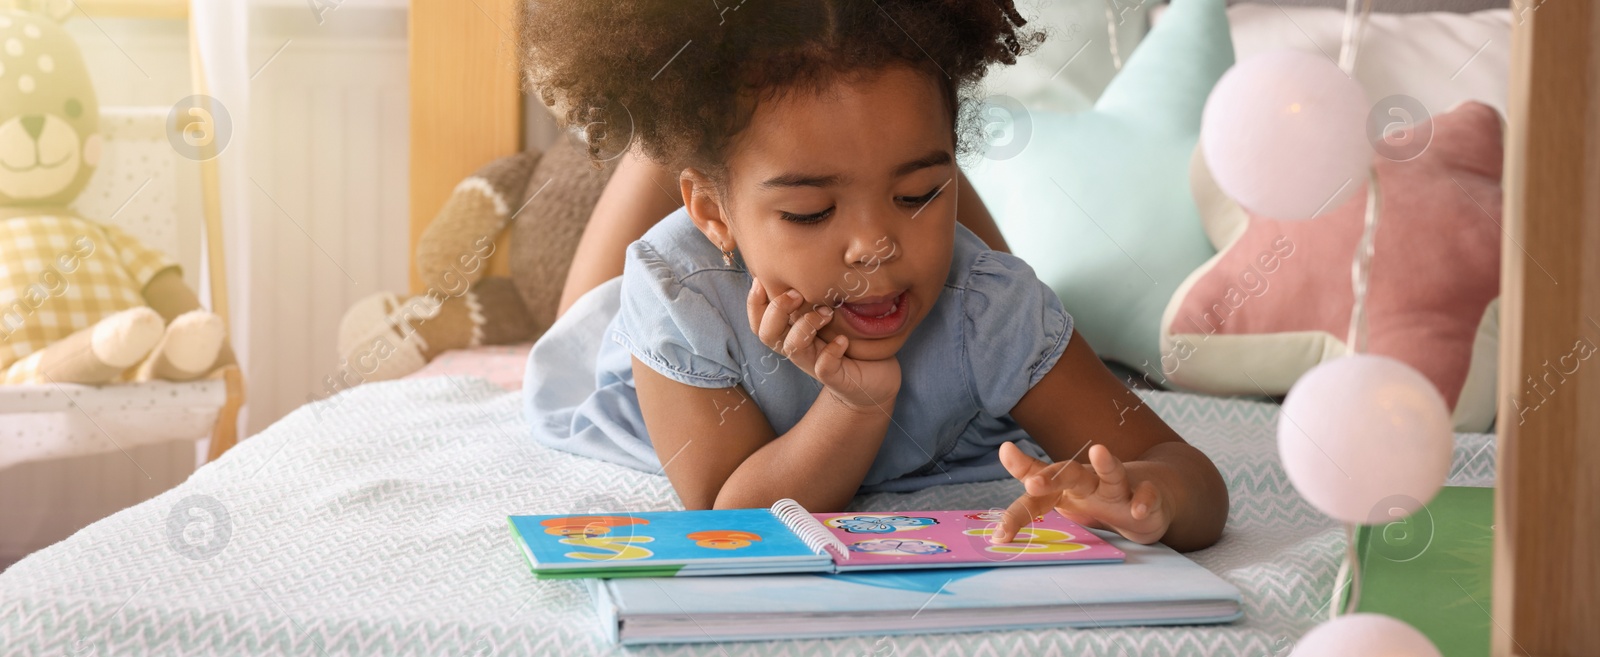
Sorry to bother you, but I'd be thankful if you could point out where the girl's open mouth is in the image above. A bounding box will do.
[838,290,909,338]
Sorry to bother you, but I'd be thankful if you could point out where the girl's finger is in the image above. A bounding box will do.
[1061,507,1108,530]
[997,441,1051,482]
[757,289,802,351]
[1129,479,1163,523]
[789,303,825,326]
[1024,459,1095,499]
[812,334,848,384]
[746,277,767,335]
[782,306,833,359]
[1087,444,1131,504]
[991,491,1054,544]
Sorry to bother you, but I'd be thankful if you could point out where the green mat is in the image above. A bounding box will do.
[1344,486,1495,657]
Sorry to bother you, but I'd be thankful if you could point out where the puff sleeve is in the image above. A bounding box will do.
[609,240,745,389]
[962,250,1073,418]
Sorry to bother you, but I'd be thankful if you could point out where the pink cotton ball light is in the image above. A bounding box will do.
[1290,613,1442,657]
[1276,355,1453,526]
[1201,49,1371,220]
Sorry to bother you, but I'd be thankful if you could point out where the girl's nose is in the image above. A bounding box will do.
[845,233,899,271]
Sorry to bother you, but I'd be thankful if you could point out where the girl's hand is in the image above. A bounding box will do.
[747,277,901,413]
[990,441,1173,546]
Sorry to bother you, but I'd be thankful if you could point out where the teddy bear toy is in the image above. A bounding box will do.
[0,3,232,386]
[335,137,617,384]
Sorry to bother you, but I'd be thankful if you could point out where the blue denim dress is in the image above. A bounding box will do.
[524,206,1073,494]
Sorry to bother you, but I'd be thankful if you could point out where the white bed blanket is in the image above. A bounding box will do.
[0,375,1495,655]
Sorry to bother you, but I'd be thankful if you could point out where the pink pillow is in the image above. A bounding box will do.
[404,343,534,391]
[1160,101,1502,431]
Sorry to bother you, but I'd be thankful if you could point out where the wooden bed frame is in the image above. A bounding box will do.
[408,1,1598,653]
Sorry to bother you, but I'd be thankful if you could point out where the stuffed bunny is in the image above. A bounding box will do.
[0,3,233,385]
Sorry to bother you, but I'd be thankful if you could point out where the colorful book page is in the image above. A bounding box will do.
[811,509,1126,569]
[510,507,824,570]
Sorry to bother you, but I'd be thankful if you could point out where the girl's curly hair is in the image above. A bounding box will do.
[518,1,1043,177]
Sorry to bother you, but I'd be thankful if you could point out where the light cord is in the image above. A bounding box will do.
[1337,0,1375,74]
[1345,168,1382,353]
[1331,522,1365,619]
[1333,0,1378,618]
[1104,0,1124,71]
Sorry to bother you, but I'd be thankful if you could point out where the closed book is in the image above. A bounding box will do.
[591,530,1242,645]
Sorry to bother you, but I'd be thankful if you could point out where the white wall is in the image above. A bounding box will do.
[244,3,409,434]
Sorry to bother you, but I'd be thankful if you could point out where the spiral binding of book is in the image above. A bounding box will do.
[769,498,850,561]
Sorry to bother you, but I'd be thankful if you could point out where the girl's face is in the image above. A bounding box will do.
[687,64,959,362]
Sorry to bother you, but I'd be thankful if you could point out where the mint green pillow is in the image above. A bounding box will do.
[964,0,1234,382]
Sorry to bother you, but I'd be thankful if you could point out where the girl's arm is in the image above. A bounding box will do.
[631,356,893,512]
[556,153,684,317]
[556,153,1010,318]
[999,332,1230,552]
[954,172,1011,254]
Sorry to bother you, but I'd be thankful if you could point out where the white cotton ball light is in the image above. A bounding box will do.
[1277,355,1453,525]
[1201,49,1371,220]
[1289,613,1442,657]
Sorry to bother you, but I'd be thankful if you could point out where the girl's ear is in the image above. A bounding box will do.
[680,167,735,251]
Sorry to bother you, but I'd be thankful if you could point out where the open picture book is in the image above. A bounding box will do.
[508,498,1126,579]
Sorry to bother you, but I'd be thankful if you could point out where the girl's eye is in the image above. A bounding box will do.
[780,207,833,225]
[897,186,944,207]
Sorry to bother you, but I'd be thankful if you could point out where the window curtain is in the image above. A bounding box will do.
[189,0,252,434]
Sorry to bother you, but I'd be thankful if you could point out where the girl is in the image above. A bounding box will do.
[520,1,1228,551]
[553,149,1013,319]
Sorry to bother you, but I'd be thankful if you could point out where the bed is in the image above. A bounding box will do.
[1,0,1595,654]
[0,367,1498,654]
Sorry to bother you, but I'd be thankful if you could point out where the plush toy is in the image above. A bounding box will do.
[336,141,617,384]
[0,3,232,386]
[1159,102,1503,432]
